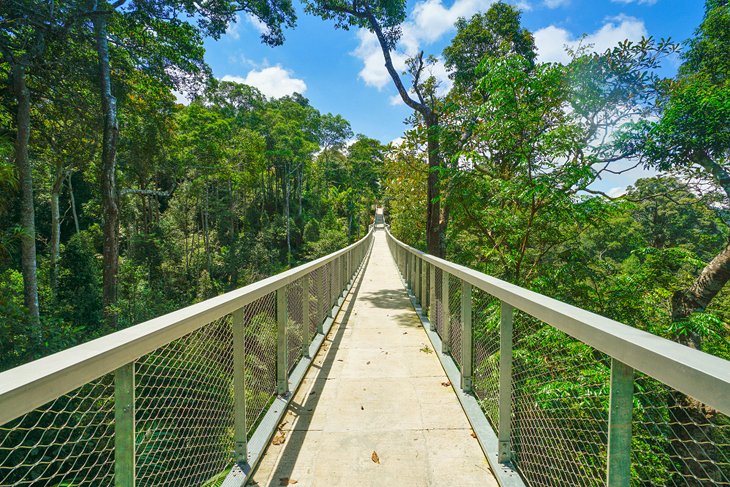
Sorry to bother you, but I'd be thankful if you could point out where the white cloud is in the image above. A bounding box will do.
[412,0,494,43]
[246,13,270,36]
[173,90,191,105]
[607,186,627,197]
[611,0,657,5]
[222,66,306,99]
[226,15,241,40]
[544,0,569,7]
[534,15,648,63]
[353,0,489,97]
[390,94,405,106]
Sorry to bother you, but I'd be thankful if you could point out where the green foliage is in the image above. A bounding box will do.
[57,229,104,332]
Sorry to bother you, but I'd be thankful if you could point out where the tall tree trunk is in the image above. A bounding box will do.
[285,174,291,263]
[68,173,80,234]
[425,116,446,258]
[11,62,41,332]
[50,172,63,296]
[204,182,211,274]
[94,12,120,330]
[671,240,730,348]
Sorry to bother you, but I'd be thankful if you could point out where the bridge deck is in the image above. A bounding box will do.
[250,229,497,486]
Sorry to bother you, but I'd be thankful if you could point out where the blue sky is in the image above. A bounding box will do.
[200,0,705,193]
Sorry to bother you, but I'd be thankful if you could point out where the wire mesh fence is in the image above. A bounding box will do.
[0,375,115,486]
[448,273,463,369]
[385,229,730,487]
[510,311,610,486]
[135,315,235,487]
[472,288,501,430]
[632,374,730,486]
[0,231,372,486]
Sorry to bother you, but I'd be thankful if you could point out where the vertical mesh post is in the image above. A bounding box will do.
[302,278,310,358]
[429,264,436,330]
[276,286,289,395]
[232,308,247,463]
[442,270,451,354]
[498,302,514,463]
[461,281,473,392]
[114,362,135,487]
[607,358,634,486]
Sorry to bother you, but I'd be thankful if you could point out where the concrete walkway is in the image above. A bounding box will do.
[249,229,497,486]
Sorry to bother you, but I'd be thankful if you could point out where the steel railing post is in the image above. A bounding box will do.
[329,262,336,318]
[429,264,436,330]
[607,358,634,487]
[232,308,247,463]
[317,268,325,334]
[302,278,310,358]
[114,362,135,487]
[461,281,473,392]
[498,302,514,463]
[442,270,450,354]
[421,260,427,312]
[276,286,288,395]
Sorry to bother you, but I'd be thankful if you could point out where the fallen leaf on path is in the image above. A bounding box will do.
[366,361,371,365]
[272,433,286,445]
[371,451,380,464]
[402,331,408,334]
[420,346,433,354]
[470,431,477,439]
[278,477,298,485]
[441,381,451,387]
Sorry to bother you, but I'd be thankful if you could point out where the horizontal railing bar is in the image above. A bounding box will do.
[385,228,730,415]
[0,229,373,426]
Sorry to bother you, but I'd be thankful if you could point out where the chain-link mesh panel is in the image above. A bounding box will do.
[632,373,730,485]
[448,274,463,368]
[0,376,115,486]
[287,279,305,371]
[472,288,501,430]
[511,311,609,486]
[135,315,234,486]
[242,292,277,437]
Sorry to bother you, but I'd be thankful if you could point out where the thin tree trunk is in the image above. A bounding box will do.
[50,172,63,296]
[68,173,80,234]
[425,116,445,258]
[204,182,211,274]
[11,62,41,331]
[285,174,291,263]
[671,240,730,349]
[94,12,120,330]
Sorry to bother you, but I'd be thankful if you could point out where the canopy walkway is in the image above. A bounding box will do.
[0,209,728,487]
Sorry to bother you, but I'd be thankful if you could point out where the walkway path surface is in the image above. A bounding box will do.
[249,228,497,486]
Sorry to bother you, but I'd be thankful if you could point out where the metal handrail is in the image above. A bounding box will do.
[385,227,730,415]
[0,228,374,426]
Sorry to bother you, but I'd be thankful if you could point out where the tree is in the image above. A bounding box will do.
[0,0,85,333]
[87,0,296,328]
[630,0,730,349]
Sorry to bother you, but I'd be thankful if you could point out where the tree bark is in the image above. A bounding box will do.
[67,173,80,234]
[11,62,41,331]
[425,115,445,257]
[50,172,63,296]
[671,241,730,349]
[364,11,447,257]
[94,12,120,330]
